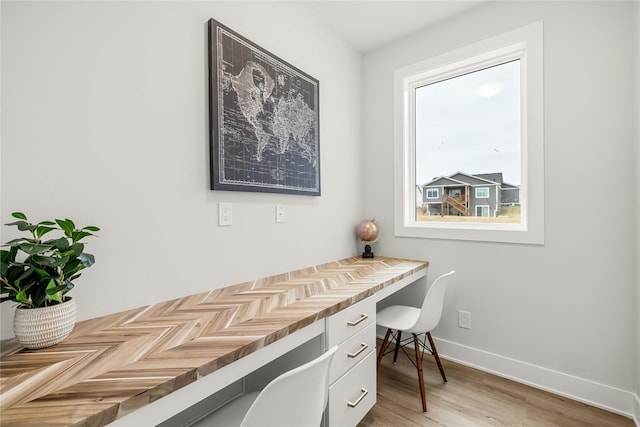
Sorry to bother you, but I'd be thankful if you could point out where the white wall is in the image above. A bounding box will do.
[0,2,364,338]
[364,0,638,418]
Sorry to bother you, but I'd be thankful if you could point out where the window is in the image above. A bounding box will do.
[394,22,544,244]
[415,59,520,225]
[475,187,490,199]
[476,206,490,217]
[426,188,439,199]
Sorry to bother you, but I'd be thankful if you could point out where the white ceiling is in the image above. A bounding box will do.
[306,1,484,53]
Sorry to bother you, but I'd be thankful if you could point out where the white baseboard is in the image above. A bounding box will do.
[433,337,637,422]
[376,331,638,424]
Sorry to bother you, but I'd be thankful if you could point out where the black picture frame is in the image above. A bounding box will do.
[208,19,321,196]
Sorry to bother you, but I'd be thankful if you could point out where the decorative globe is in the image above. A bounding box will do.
[356,219,380,243]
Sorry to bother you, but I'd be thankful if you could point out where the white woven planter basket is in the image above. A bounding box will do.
[13,298,77,349]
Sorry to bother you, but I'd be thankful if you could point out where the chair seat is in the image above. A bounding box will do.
[191,392,259,427]
[376,305,421,332]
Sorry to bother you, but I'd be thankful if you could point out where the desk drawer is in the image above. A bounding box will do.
[329,323,375,384]
[327,351,376,427]
[326,297,375,347]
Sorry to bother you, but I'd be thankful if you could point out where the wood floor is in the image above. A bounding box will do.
[359,342,634,427]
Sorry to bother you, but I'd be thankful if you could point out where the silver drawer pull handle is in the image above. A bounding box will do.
[347,343,368,358]
[347,313,368,327]
[347,388,369,408]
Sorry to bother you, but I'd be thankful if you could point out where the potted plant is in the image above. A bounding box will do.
[1,212,99,349]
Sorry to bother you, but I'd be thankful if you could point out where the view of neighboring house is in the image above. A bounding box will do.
[421,172,520,217]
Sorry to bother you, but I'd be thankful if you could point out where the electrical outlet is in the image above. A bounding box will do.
[276,204,285,223]
[219,202,232,226]
[458,310,471,329]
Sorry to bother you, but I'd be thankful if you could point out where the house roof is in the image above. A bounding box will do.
[501,182,519,189]
[475,172,503,184]
[422,172,518,188]
[422,176,468,187]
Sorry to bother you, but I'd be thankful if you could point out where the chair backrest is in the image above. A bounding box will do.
[408,270,455,335]
[240,345,339,427]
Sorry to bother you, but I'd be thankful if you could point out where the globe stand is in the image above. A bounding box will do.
[362,244,374,259]
[356,219,379,259]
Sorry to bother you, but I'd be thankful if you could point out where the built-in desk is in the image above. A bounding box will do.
[0,256,427,426]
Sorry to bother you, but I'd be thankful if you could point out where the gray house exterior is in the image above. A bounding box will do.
[421,172,520,217]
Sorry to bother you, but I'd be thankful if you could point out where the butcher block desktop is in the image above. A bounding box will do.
[0,256,428,427]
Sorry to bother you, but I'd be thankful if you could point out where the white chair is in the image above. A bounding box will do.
[193,345,339,427]
[376,270,455,412]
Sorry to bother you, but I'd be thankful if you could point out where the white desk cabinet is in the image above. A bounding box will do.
[328,353,376,427]
[325,297,376,426]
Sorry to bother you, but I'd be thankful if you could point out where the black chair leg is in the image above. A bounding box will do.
[392,330,402,363]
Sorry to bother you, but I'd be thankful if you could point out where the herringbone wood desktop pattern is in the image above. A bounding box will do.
[0,257,426,426]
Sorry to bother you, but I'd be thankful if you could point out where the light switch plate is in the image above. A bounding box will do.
[276,204,285,223]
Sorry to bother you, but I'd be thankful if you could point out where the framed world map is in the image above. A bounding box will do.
[208,19,320,196]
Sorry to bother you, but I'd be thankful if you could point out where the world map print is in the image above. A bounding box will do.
[209,20,320,195]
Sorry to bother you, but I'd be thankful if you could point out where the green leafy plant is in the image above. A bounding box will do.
[1,212,99,308]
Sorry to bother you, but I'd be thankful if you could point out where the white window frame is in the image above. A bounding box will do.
[475,187,490,199]
[476,205,490,217]
[393,21,544,244]
[426,188,439,199]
